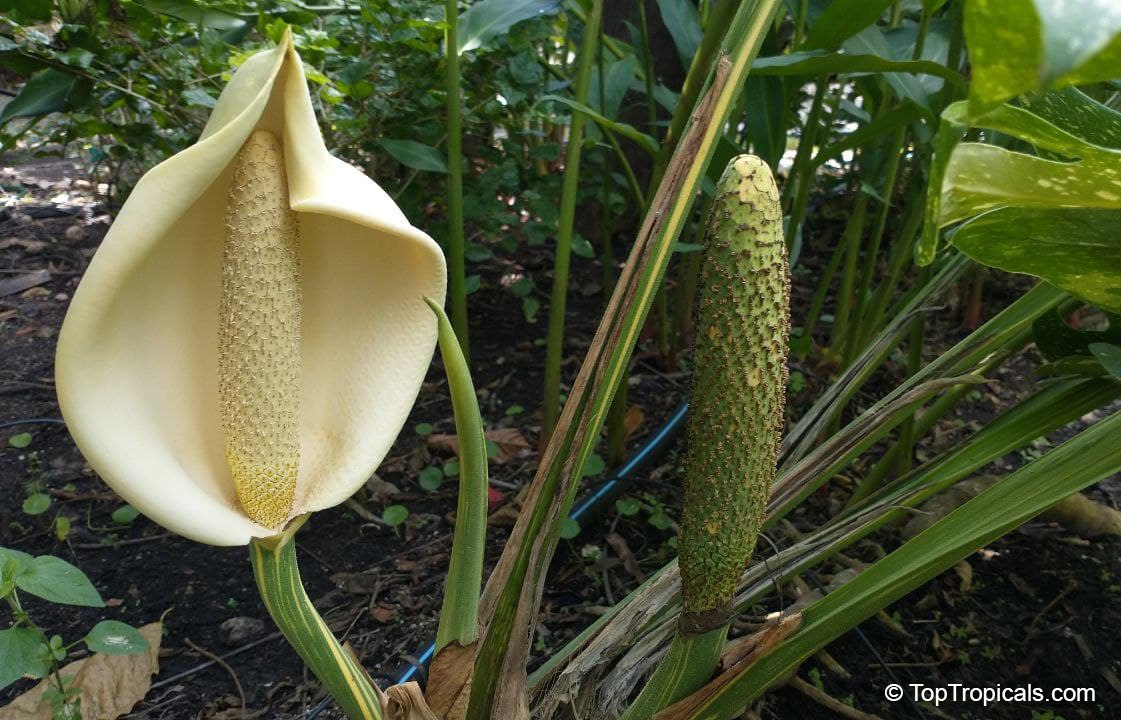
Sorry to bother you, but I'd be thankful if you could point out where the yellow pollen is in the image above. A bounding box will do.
[218,130,301,529]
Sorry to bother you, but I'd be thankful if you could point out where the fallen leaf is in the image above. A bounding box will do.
[0,622,162,720]
[0,269,50,298]
[428,428,531,465]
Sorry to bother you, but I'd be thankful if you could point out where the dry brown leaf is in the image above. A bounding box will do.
[425,642,475,720]
[386,681,440,720]
[0,622,162,720]
[427,428,531,465]
[623,405,646,440]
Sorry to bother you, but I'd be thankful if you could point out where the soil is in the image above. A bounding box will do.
[2,156,1119,720]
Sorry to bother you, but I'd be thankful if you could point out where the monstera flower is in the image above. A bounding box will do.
[56,32,446,546]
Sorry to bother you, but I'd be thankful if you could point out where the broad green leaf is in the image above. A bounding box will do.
[0,69,77,124]
[540,94,660,154]
[1022,87,1121,150]
[378,139,448,173]
[655,0,702,70]
[751,50,964,88]
[588,54,639,120]
[16,555,103,607]
[458,0,562,54]
[419,466,444,491]
[843,26,932,109]
[138,0,249,31]
[802,0,892,51]
[0,627,50,690]
[84,620,148,655]
[965,0,1121,114]
[952,208,1121,314]
[670,409,1121,719]
[744,75,785,168]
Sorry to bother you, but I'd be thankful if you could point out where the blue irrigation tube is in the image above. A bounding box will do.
[396,402,688,685]
[305,402,690,717]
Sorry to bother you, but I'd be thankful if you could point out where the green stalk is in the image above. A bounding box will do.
[426,298,488,651]
[444,0,469,360]
[893,264,932,476]
[783,77,828,244]
[542,0,605,437]
[618,626,728,720]
[857,182,926,347]
[798,232,845,353]
[250,520,382,720]
[827,193,868,360]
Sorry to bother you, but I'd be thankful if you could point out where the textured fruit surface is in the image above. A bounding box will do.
[679,155,789,628]
[219,130,302,529]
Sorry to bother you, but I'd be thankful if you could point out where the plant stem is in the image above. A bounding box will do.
[444,0,469,360]
[828,192,869,359]
[783,77,828,244]
[250,520,383,720]
[618,624,728,720]
[542,0,605,438]
[427,298,488,651]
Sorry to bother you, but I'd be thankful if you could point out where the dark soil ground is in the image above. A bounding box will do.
[2,156,1120,720]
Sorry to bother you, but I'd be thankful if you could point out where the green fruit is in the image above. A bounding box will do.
[678,155,789,634]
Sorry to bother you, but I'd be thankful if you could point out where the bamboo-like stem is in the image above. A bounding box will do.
[250,520,383,720]
[444,0,469,360]
[783,77,829,244]
[542,0,605,437]
[828,193,869,359]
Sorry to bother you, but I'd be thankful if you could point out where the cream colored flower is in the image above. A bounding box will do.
[56,32,446,546]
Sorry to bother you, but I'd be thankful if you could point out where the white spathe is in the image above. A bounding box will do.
[56,33,447,546]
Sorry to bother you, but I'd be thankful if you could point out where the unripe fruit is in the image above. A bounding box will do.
[218,131,302,529]
[678,155,789,633]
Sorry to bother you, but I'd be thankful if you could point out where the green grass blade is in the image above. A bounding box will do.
[426,298,489,651]
[250,521,383,720]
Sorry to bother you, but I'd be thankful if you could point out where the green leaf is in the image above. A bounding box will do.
[415,422,434,436]
[751,50,964,87]
[843,26,933,109]
[952,208,1121,314]
[0,627,50,690]
[84,620,148,655]
[22,493,51,516]
[139,0,250,31]
[581,453,605,478]
[1021,88,1121,150]
[558,518,581,539]
[802,0,893,51]
[16,555,103,607]
[8,432,31,449]
[0,69,77,124]
[457,0,562,54]
[965,0,1121,114]
[571,233,595,259]
[540,94,660,155]
[419,466,445,491]
[655,0,702,70]
[111,504,140,525]
[743,75,785,168]
[379,139,448,173]
[382,505,409,527]
[54,516,71,542]
[1090,343,1121,379]
[182,88,217,108]
[615,497,641,516]
[588,54,639,120]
